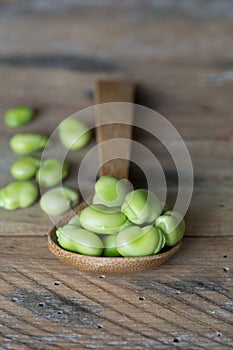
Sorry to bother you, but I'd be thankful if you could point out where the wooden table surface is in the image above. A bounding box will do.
[0,1,233,349]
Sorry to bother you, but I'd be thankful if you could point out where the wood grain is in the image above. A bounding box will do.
[0,1,232,348]
[0,236,232,349]
[95,81,135,179]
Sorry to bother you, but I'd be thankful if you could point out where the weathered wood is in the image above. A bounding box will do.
[0,236,232,349]
[0,1,233,348]
[1,136,233,236]
[1,186,232,237]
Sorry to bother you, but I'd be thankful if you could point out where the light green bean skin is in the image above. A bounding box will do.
[4,106,35,127]
[68,214,81,226]
[102,234,121,257]
[40,187,79,216]
[9,133,48,154]
[79,204,132,234]
[116,225,161,257]
[153,228,166,254]
[10,156,40,180]
[155,211,185,246]
[56,224,103,256]
[93,176,129,207]
[0,181,38,210]
[36,159,69,187]
[121,189,162,225]
[59,118,91,150]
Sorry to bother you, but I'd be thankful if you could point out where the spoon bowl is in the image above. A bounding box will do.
[48,81,182,274]
[48,200,182,274]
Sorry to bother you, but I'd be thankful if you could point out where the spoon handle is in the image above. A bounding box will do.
[95,81,135,179]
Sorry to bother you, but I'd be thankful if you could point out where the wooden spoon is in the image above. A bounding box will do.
[48,81,182,274]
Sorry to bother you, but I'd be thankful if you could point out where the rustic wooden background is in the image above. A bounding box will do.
[0,1,232,349]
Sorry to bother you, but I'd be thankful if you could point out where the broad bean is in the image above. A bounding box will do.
[0,180,38,210]
[79,204,131,234]
[56,224,103,256]
[59,118,91,150]
[155,211,185,246]
[68,214,81,226]
[10,133,48,154]
[36,159,69,187]
[102,234,121,257]
[116,225,162,257]
[4,106,34,127]
[121,189,162,225]
[11,156,40,180]
[93,175,129,207]
[40,187,79,216]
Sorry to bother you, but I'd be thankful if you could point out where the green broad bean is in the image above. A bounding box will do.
[36,159,69,187]
[0,180,38,210]
[155,211,185,246]
[153,228,166,254]
[79,204,131,234]
[68,214,81,226]
[116,225,162,257]
[59,118,91,150]
[40,187,79,216]
[121,189,162,225]
[93,175,129,207]
[56,224,103,256]
[102,234,121,257]
[10,133,48,154]
[4,106,35,127]
[11,156,40,180]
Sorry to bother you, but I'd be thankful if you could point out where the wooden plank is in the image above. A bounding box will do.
[0,14,232,65]
[0,14,232,145]
[1,130,232,236]
[1,137,233,236]
[0,236,232,349]
[0,65,232,141]
[0,187,232,237]
[0,0,232,19]
[0,3,232,350]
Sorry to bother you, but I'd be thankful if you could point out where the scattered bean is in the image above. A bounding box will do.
[10,156,40,180]
[59,118,91,150]
[4,106,35,127]
[36,159,69,187]
[40,186,79,216]
[0,180,38,210]
[9,133,48,154]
